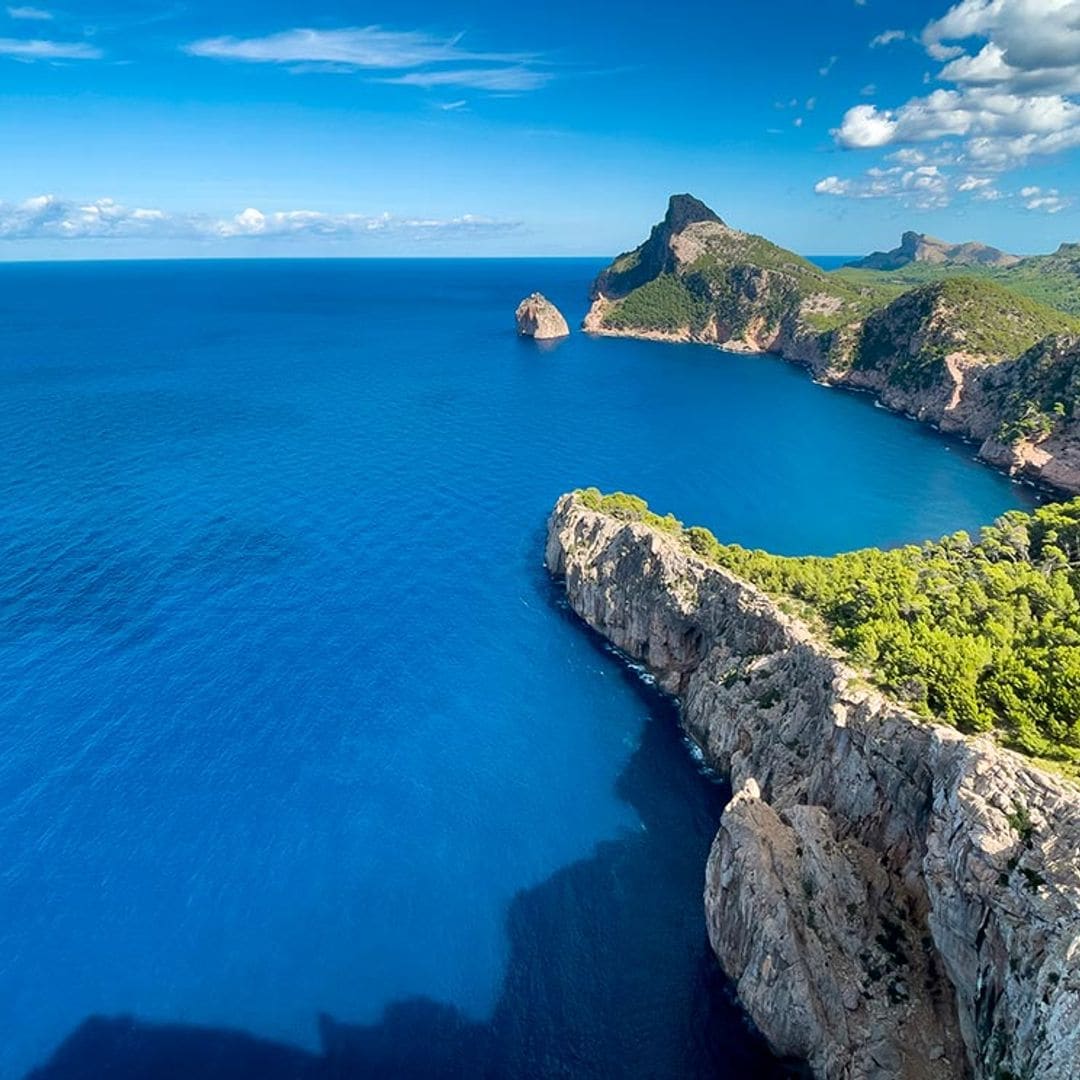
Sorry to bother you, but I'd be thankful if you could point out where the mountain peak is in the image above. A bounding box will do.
[849,231,1018,271]
[664,194,724,234]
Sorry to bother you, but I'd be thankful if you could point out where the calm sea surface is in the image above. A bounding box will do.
[0,259,1038,1078]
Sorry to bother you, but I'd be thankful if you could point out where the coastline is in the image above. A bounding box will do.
[546,491,1080,1079]
[583,323,1079,499]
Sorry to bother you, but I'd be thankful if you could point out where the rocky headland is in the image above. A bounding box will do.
[546,490,1080,1080]
[515,292,570,340]
[585,195,1080,494]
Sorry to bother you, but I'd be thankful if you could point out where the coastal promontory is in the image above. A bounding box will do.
[515,293,570,340]
[585,194,1080,494]
[546,488,1080,1080]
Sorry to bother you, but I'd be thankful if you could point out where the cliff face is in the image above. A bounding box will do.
[546,492,1080,1080]
[585,197,1080,495]
[849,232,1020,271]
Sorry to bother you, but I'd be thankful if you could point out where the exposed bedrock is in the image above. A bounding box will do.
[546,492,1080,1079]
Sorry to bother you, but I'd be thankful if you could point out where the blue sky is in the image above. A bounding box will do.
[2,0,1080,257]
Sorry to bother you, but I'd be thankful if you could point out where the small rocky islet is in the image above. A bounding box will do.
[514,292,570,340]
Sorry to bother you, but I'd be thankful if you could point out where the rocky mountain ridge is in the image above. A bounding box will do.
[585,196,1080,494]
[546,491,1080,1080]
[849,231,1020,271]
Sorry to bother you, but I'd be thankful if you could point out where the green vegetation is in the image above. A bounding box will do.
[575,488,1080,770]
[602,273,709,332]
[598,218,1077,358]
[990,337,1080,445]
[835,245,1080,318]
[853,279,1080,391]
[601,226,897,337]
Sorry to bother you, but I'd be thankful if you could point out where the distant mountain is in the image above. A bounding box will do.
[849,231,1020,271]
[585,193,1080,493]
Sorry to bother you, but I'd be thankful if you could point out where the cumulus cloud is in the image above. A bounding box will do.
[0,195,519,242]
[830,0,1080,182]
[1019,184,1069,211]
[816,163,953,208]
[0,36,101,59]
[814,176,852,195]
[185,25,550,93]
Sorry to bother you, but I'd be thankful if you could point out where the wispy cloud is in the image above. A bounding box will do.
[6,5,52,19]
[0,194,520,242]
[382,66,552,91]
[184,25,551,93]
[0,36,101,59]
[870,29,906,48]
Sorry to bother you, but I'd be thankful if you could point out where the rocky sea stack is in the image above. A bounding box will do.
[515,293,570,340]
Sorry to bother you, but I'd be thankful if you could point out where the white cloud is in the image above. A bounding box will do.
[830,0,1080,175]
[0,194,519,242]
[814,163,962,208]
[1019,184,1069,211]
[820,55,838,76]
[871,29,907,48]
[957,173,993,190]
[184,25,549,93]
[381,66,552,91]
[6,5,52,19]
[814,176,852,195]
[834,103,900,146]
[0,36,101,59]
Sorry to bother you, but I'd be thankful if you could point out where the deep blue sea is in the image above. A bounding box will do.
[0,259,1038,1079]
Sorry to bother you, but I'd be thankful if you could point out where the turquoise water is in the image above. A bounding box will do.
[0,259,1037,1078]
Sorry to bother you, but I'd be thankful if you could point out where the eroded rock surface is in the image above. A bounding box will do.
[515,293,569,340]
[546,492,1080,1079]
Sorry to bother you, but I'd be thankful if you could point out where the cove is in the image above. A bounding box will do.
[0,259,1038,1077]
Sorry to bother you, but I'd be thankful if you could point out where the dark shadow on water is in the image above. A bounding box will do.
[27,578,803,1079]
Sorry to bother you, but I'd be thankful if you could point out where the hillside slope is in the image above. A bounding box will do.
[586,196,1080,493]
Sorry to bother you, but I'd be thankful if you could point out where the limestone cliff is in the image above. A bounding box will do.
[585,196,1080,494]
[515,293,570,340]
[546,491,1080,1080]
